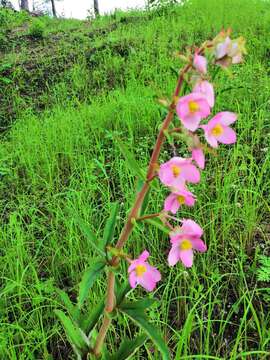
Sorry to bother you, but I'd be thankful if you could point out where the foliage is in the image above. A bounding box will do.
[29,19,46,38]
[0,7,29,29]
[0,0,270,359]
[257,255,270,282]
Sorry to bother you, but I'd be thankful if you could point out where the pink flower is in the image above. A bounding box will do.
[215,36,232,59]
[128,250,161,292]
[164,186,196,214]
[201,112,237,148]
[176,93,211,131]
[158,157,200,189]
[215,36,246,67]
[192,147,205,169]
[168,219,207,268]
[193,53,207,74]
[193,80,214,108]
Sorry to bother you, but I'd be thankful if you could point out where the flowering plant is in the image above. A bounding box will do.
[55,30,246,359]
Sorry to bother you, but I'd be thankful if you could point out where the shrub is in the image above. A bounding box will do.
[29,19,45,39]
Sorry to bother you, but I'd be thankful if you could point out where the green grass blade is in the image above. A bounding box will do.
[116,139,145,180]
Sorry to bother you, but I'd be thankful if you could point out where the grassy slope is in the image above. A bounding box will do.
[0,0,270,358]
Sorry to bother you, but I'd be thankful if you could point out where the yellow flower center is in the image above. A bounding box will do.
[180,239,192,251]
[171,165,181,177]
[177,195,186,205]
[189,101,200,113]
[211,124,224,137]
[135,264,147,277]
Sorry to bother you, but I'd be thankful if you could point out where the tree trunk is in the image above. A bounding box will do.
[93,0,99,17]
[51,0,57,17]
[20,0,29,11]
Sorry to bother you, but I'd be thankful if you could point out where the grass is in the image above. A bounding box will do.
[0,0,270,358]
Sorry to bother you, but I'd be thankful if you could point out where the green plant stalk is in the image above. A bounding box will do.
[92,46,208,357]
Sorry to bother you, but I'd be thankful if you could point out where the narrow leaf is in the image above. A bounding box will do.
[120,298,156,311]
[55,310,89,354]
[74,216,106,257]
[80,280,129,335]
[83,301,105,335]
[56,288,80,322]
[117,139,145,180]
[115,280,132,305]
[78,260,106,308]
[100,202,119,250]
[119,308,170,360]
[108,334,148,360]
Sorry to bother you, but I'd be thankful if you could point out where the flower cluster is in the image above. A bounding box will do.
[128,31,245,292]
[212,28,247,68]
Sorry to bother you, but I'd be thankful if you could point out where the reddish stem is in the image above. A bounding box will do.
[136,212,161,222]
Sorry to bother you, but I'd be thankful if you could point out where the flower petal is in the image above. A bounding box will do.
[181,113,202,132]
[180,164,200,183]
[147,264,162,282]
[129,271,137,288]
[217,126,236,144]
[168,245,180,266]
[204,131,219,148]
[193,80,215,108]
[192,148,205,169]
[181,219,203,237]
[185,194,196,206]
[196,98,211,117]
[180,249,193,268]
[218,111,237,126]
[164,194,180,214]
[139,250,150,262]
[215,37,231,59]
[191,239,207,252]
[138,272,157,292]
[193,54,207,74]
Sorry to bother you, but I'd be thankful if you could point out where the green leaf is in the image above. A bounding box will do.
[108,334,148,360]
[83,301,105,335]
[115,280,132,305]
[117,139,145,180]
[56,288,80,322]
[78,260,106,308]
[100,202,119,251]
[119,307,170,360]
[120,298,157,311]
[81,280,130,335]
[74,216,106,257]
[55,310,89,354]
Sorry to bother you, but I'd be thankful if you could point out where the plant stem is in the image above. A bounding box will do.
[105,272,115,312]
[136,212,161,222]
[92,315,111,357]
[92,48,207,356]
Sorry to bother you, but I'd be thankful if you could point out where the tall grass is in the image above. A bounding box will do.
[0,0,270,358]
